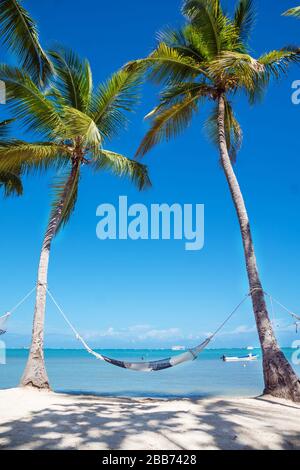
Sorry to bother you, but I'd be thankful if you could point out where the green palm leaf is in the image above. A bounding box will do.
[283,7,300,19]
[136,92,202,157]
[0,0,53,85]
[90,69,141,139]
[92,150,151,190]
[159,82,215,107]
[0,141,71,173]
[0,65,63,138]
[62,107,101,150]
[126,42,202,85]
[48,48,93,113]
[182,0,239,55]
[182,0,222,54]
[0,119,14,138]
[258,48,300,80]
[0,168,23,196]
[158,26,210,62]
[234,0,255,41]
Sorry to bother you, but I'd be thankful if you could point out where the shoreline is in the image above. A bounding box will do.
[0,388,299,450]
[5,346,263,348]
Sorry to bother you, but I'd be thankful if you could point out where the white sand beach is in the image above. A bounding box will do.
[0,388,299,450]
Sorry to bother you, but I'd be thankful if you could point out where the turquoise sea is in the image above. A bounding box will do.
[1,348,299,398]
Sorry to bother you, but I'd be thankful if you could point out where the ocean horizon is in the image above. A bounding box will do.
[2,347,299,399]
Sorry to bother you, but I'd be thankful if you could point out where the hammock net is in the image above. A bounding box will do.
[83,337,212,372]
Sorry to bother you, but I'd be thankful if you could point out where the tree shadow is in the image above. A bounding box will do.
[254,395,300,410]
[0,393,299,450]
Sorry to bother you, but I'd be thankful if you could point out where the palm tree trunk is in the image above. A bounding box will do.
[20,162,79,389]
[217,94,300,402]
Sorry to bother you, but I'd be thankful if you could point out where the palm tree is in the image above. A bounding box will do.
[0,47,151,389]
[283,7,300,18]
[126,0,300,401]
[0,0,53,86]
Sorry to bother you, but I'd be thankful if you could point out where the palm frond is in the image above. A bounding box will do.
[136,92,201,157]
[182,0,239,55]
[234,0,255,42]
[208,51,264,92]
[0,168,23,196]
[182,0,223,43]
[90,69,140,139]
[92,150,151,190]
[158,26,210,62]
[0,119,14,138]
[0,65,63,138]
[125,42,203,85]
[0,141,72,174]
[0,0,53,85]
[283,7,300,19]
[62,107,101,150]
[156,82,215,110]
[48,48,93,112]
[258,48,300,81]
[50,163,81,232]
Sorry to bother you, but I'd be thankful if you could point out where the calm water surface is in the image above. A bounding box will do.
[1,348,299,398]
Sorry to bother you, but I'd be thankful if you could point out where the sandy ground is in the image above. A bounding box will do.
[0,388,299,450]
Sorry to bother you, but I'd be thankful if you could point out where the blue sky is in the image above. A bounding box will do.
[0,0,300,349]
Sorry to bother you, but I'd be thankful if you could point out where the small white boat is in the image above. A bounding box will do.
[171,345,186,351]
[222,353,258,363]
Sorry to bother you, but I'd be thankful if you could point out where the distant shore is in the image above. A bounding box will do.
[0,388,299,450]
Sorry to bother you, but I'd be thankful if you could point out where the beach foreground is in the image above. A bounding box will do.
[0,388,299,450]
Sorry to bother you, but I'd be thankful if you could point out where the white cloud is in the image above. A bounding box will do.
[137,327,181,340]
[230,324,257,335]
[83,325,183,342]
[127,324,152,332]
[216,318,298,337]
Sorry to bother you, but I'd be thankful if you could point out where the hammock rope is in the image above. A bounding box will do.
[45,287,251,372]
[1,286,299,371]
[0,286,36,335]
[248,288,300,330]
[266,293,300,323]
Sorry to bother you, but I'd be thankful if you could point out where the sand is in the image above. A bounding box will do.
[0,388,299,450]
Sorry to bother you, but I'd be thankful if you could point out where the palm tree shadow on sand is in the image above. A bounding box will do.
[0,394,299,450]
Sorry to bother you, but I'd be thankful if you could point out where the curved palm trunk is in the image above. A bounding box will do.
[217,95,300,402]
[20,162,79,389]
